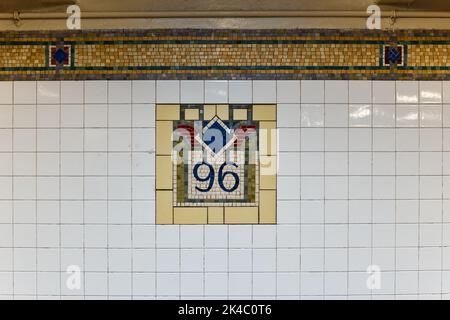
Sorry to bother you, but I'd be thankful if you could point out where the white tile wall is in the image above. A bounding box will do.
[1,80,450,300]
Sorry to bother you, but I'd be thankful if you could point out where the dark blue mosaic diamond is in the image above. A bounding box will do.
[202,118,233,154]
[387,46,401,64]
[53,48,68,64]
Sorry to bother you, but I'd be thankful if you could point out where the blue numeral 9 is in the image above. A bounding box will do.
[193,161,214,192]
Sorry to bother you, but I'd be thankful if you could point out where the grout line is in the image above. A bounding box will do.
[441,92,445,300]
[106,81,110,299]
[346,80,350,299]
[130,82,134,300]
[11,82,15,299]
[58,81,62,299]
[322,80,325,299]
[417,81,421,299]
[35,81,38,299]
[82,81,86,300]
[299,81,302,299]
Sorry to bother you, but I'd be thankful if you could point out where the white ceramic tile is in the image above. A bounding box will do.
[132,104,155,128]
[228,80,252,103]
[37,105,60,128]
[156,80,180,103]
[61,153,83,176]
[60,104,83,128]
[349,81,371,103]
[349,176,371,199]
[349,128,371,151]
[301,152,323,175]
[373,152,395,175]
[278,152,300,176]
[132,80,155,103]
[84,177,107,200]
[349,104,371,127]
[396,105,418,127]
[324,104,348,127]
[373,81,395,104]
[0,82,13,104]
[108,128,131,152]
[14,129,36,152]
[396,81,418,103]
[396,128,419,151]
[324,176,348,199]
[420,105,442,127]
[325,128,348,151]
[300,177,324,200]
[0,129,12,152]
[84,104,108,128]
[37,81,60,104]
[349,152,371,175]
[420,128,442,151]
[14,81,36,104]
[13,153,35,175]
[301,104,324,127]
[443,82,450,104]
[180,80,204,103]
[109,153,132,175]
[420,152,442,175]
[300,128,323,151]
[108,104,132,127]
[279,128,300,151]
[277,177,300,200]
[61,81,83,104]
[325,80,348,103]
[420,81,442,104]
[0,105,12,128]
[253,80,276,103]
[85,81,107,103]
[373,105,395,127]
[276,80,300,103]
[325,152,348,176]
[13,105,35,128]
[301,80,324,103]
[277,104,300,127]
[396,176,419,199]
[37,153,59,176]
[84,129,107,152]
[60,129,83,152]
[108,81,132,103]
[204,80,227,103]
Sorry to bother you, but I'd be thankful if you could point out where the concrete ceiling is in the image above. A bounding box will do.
[1,0,450,30]
[1,0,450,13]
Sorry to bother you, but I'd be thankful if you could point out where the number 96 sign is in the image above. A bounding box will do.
[193,161,240,193]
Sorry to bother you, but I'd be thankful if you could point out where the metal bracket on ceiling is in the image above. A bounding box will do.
[389,9,397,31]
[13,11,22,27]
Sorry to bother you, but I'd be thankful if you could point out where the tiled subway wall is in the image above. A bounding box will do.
[1,80,450,299]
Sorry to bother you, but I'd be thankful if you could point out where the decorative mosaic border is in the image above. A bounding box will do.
[3,29,450,80]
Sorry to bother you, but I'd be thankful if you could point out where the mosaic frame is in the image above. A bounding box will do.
[155,103,277,225]
[2,29,450,80]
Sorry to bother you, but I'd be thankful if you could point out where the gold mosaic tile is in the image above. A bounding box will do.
[0,45,45,68]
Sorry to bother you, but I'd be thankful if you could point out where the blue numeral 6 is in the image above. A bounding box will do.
[193,161,240,193]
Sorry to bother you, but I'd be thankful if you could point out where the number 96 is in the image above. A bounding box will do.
[193,161,240,193]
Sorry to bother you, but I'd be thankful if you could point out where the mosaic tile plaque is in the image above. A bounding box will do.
[156,104,277,224]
